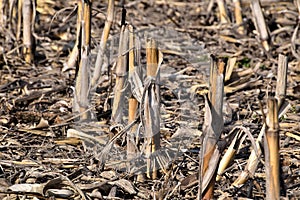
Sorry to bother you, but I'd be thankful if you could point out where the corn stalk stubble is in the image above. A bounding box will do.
[74,20,91,121]
[111,25,129,125]
[144,38,161,179]
[233,54,289,188]
[91,0,114,88]
[65,0,82,70]
[22,0,34,63]
[251,0,270,52]
[234,0,244,35]
[199,56,225,199]
[127,25,139,162]
[264,98,280,199]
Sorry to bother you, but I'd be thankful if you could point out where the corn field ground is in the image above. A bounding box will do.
[0,0,300,199]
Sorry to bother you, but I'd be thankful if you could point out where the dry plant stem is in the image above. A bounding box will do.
[216,0,229,23]
[145,38,160,179]
[74,20,91,120]
[216,130,243,181]
[225,57,236,82]
[199,56,225,200]
[66,0,82,69]
[293,1,300,59]
[91,0,114,88]
[276,54,287,108]
[0,0,3,27]
[264,98,280,199]
[22,0,34,63]
[233,54,288,187]
[127,25,138,160]
[17,0,22,40]
[83,0,92,47]
[233,0,244,35]
[251,0,270,52]
[111,25,129,124]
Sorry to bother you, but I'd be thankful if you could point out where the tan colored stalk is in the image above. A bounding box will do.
[225,57,236,82]
[66,0,82,70]
[74,20,91,120]
[276,54,288,108]
[17,0,22,40]
[199,56,225,199]
[91,0,114,88]
[250,0,270,52]
[111,25,129,124]
[145,38,160,179]
[22,0,34,63]
[216,130,243,181]
[127,25,138,160]
[233,54,288,187]
[0,0,2,27]
[83,0,92,47]
[292,1,300,59]
[264,98,280,199]
[233,0,244,35]
[216,0,229,23]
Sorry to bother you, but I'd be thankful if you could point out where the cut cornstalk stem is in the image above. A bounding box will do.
[145,38,160,179]
[276,54,288,108]
[127,25,139,161]
[66,0,82,70]
[251,0,270,52]
[233,55,288,187]
[22,0,34,63]
[216,0,230,23]
[0,0,3,27]
[264,98,280,199]
[216,129,243,181]
[199,55,225,199]
[233,0,244,35]
[83,0,92,47]
[91,0,114,88]
[17,0,22,40]
[74,20,91,121]
[111,25,129,124]
[225,57,236,82]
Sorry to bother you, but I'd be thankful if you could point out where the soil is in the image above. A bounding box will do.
[0,0,299,199]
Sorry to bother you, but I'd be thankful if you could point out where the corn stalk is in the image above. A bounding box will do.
[198,56,225,199]
[232,54,289,188]
[292,0,300,59]
[216,0,229,23]
[74,20,91,121]
[73,0,92,121]
[127,25,139,161]
[276,54,288,108]
[251,0,270,52]
[91,0,114,88]
[264,98,280,199]
[111,25,129,125]
[22,0,34,63]
[65,0,82,70]
[233,0,244,35]
[144,38,161,179]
